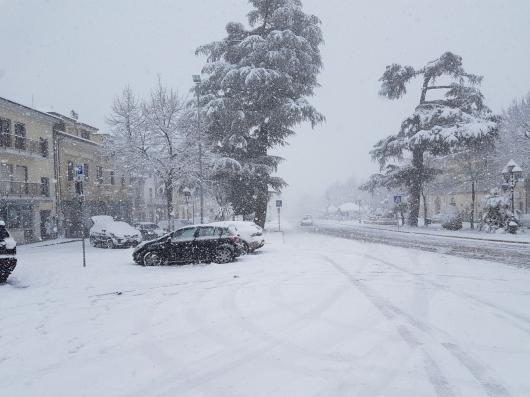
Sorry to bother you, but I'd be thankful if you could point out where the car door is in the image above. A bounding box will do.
[194,226,219,262]
[169,227,197,263]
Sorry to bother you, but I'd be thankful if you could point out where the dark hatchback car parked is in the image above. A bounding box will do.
[133,225,241,266]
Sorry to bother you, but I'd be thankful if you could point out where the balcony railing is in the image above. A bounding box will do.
[0,133,49,157]
[0,180,48,198]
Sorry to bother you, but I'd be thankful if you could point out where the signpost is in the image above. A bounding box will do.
[276,200,282,232]
[75,165,86,267]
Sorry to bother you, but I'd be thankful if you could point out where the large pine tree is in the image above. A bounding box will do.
[371,52,498,226]
[196,0,324,227]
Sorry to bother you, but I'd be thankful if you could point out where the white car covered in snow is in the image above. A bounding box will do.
[89,216,142,249]
[208,221,265,254]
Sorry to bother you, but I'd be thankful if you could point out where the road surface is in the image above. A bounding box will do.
[1,232,530,396]
[310,220,530,268]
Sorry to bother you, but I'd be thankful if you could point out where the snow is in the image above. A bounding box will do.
[317,218,530,243]
[2,232,530,396]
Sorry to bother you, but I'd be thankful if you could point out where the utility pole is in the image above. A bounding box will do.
[193,75,204,224]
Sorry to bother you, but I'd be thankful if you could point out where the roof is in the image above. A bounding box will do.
[47,111,99,132]
[0,96,62,123]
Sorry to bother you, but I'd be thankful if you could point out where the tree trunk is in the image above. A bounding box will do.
[165,181,173,231]
[421,190,428,227]
[254,186,268,229]
[470,181,475,230]
[408,148,424,227]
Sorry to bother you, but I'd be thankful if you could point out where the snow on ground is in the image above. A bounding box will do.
[318,219,530,243]
[2,232,530,396]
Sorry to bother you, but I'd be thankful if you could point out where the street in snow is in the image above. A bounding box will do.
[2,231,530,397]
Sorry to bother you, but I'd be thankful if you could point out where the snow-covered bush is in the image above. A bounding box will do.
[480,189,520,233]
[440,204,463,230]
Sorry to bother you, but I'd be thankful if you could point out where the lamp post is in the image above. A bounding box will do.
[192,74,204,224]
[501,159,523,213]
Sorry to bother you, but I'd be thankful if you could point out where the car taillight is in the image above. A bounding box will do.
[229,235,240,243]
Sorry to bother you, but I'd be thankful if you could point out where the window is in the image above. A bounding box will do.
[171,227,196,241]
[96,166,103,183]
[3,205,33,229]
[110,170,115,185]
[0,163,13,180]
[121,175,126,187]
[0,118,11,147]
[14,123,26,150]
[41,177,49,197]
[197,226,217,238]
[39,138,49,158]
[149,188,153,201]
[14,165,27,181]
[67,161,74,181]
[81,131,90,140]
[83,163,89,180]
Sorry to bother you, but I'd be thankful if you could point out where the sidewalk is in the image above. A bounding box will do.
[27,238,80,248]
[316,219,530,245]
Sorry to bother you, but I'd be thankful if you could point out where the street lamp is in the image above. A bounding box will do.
[501,159,523,212]
[192,74,204,224]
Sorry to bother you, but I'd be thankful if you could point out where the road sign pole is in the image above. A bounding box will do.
[275,200,283,232]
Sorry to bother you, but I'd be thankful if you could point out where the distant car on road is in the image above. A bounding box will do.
[209,221,265,254]
[300,215,314,226]
[0,221,17,283]
[134,222,165,241]
[133,225,240,266]
[89,216,142,249]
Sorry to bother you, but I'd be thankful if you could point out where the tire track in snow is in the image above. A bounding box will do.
[324,255,512,397]
[325,255,456,397]
[359,251,530,336]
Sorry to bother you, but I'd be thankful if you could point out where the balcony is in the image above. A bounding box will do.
[0,180,48,198]
[0,133,49,158]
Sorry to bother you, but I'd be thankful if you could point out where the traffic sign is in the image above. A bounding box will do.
[276,200,282,208]
[394,195,402,204]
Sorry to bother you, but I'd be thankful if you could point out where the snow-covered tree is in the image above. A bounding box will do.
[498,93,530,171]
[371,52,498,226]
[108,81,197,225]
[196,0,324,227]
[503,93,530,140]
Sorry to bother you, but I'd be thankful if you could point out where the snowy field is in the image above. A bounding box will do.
[2,232,530,396]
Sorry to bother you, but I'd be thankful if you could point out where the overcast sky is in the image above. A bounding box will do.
[2,0,530,211]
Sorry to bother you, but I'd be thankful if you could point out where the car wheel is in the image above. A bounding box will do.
[143,252,163,266]
[214,247,233,264]
[241,242,249,255]
[104,239,114,249]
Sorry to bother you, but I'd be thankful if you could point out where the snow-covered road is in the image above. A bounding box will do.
[2,232,530,396]
[311,220,530,267]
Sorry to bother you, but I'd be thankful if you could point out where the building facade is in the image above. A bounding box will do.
[1,96,220,243]
[0,97,59,243]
